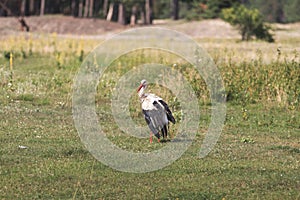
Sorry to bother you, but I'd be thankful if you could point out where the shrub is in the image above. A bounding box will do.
[221,5,274,42]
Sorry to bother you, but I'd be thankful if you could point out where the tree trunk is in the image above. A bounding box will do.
[40,0,45,16]
[130,5,137,26]
[103,0,108,17]
[171,0,179,20]
[106,3,114,21]
[145,0,152,24]
[83,0,89,17]
[71,0,76,16]
[78,0,83,17]
[29,0,34,15]
[88,0,93,17]
[0,1,13,16]
[21,0,26,16]
[140,10,145,24]
[118,3,125,25]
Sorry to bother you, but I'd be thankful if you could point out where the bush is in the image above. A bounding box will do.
[222,5,274,42]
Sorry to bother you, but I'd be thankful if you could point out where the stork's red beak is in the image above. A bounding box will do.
[137,84,143,92]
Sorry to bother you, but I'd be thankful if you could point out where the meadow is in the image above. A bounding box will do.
[0,27,299,199]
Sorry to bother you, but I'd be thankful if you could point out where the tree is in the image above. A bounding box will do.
[0,0,30,31]
[40,0,45,16]
[29,0,35,15]
[89,0,94,17]
[222,5,274,42]
[106,2,114,21]
[103,0,108,17]
[83,0,89,17]
[171,0,179,20]
[20,0,26,16]
[248,0,284,23]
[71,0,76,16]
[283,0,300,22]
[130,4,138,25]
[78,0,83,17]
[184,0,240,20]
[145,0,153,24]
[118,2,125,24]
[248,0,300,23]
[199,0,240,18]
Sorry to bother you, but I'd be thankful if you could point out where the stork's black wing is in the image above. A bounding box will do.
[142,109,160,138]
[158,100,176,124]
[142,109,151,125]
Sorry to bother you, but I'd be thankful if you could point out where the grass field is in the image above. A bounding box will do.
[0,25,299,199]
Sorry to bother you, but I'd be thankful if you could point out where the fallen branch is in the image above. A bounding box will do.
[0,0,30,32]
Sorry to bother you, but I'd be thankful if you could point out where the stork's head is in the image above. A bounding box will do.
[137,79,147,97]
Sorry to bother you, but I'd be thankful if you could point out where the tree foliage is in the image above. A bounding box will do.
[222,5,274,42]
[0,0,299,24]
[248,0,284,23]
[283,0,300,22]
[204,0,240,18]
[184,0,240,20]
[248,0,300,23]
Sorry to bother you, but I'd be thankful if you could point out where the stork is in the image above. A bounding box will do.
[137,80,176,143]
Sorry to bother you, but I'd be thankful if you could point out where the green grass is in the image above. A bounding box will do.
[1,101,299,199]
[0,37,300,199]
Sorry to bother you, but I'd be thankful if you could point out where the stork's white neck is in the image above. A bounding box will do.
[138,86,145,98]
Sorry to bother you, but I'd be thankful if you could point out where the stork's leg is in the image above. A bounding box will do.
[161,128,165,139]
[161,125,168,140]
[164,125,168,138]
[154,132,161,143]
[149,132,153,143]
[168,123,172,139]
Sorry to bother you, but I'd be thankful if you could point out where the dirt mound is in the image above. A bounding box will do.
[1,15,299,40]
[0,15,239,38]
[0,15,126,36]
[159,19,239,38]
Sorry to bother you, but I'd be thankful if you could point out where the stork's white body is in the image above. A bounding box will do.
[137,80,175,141]
[141,93,169,134]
